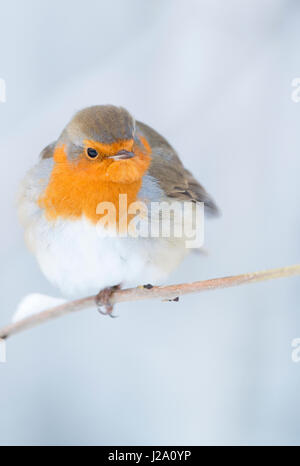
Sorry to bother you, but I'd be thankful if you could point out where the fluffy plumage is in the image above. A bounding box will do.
[18,105,218,298]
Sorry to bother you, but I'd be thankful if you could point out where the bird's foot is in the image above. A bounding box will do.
[96,284,121,318]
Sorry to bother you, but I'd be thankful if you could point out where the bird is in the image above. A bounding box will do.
[18,105,218,315]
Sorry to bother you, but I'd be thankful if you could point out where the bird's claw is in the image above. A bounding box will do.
[96,285,121,318]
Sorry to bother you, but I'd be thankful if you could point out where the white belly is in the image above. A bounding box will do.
[24,214,188,298]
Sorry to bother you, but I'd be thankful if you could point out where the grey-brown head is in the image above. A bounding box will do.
[58,105,136,160]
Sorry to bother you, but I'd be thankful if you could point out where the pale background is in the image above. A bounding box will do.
[0,0,300,446]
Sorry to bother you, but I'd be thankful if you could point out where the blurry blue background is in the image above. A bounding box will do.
[0,0,300,446]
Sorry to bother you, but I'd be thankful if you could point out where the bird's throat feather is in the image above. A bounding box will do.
[38,143,151,224]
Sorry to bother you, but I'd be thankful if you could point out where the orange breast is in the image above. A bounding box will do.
[38,138,151,225]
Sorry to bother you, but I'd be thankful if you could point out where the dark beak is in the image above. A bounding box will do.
[108,150,135,160]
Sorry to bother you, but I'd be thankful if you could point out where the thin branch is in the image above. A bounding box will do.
[0,264,299,340]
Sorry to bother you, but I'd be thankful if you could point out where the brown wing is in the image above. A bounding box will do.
[136,121,219,216]
[40,142,56,160]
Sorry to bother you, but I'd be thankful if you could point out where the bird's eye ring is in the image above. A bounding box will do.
[86,148,99,159]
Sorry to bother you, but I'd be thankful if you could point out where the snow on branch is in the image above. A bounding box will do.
[0,264,299,340]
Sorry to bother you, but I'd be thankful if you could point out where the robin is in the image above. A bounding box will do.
[18,105,218,315]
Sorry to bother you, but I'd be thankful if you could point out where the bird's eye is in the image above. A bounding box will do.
[86,148,98,159]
